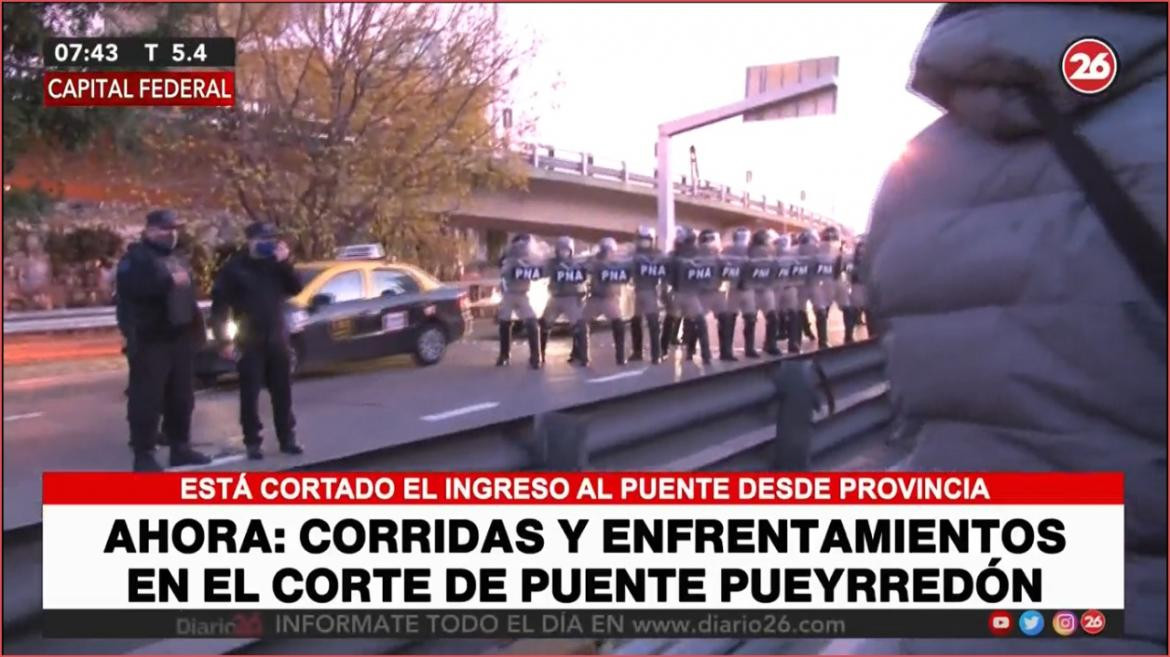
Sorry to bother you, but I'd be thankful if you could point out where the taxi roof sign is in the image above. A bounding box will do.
[335,244,386,260]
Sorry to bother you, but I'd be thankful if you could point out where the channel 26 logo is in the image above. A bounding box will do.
[1080,610,1106,635]
[1062,37,1118,95]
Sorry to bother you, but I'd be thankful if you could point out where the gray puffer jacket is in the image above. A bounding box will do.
[862,4,1165,654]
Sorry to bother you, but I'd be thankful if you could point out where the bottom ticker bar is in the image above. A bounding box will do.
[45,608,1123,640]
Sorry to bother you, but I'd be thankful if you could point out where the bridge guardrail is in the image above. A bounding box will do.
[517,143,837,232]
[2,339,892,655]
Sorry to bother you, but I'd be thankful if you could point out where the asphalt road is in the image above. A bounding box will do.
[3,318,857,529]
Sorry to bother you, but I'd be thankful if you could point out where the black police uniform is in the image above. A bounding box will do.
[210,224,304,457]
[116,211,209,470]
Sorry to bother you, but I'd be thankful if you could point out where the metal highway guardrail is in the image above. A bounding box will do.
[2,339,893,655]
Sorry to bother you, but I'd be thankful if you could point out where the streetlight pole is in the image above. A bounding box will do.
[655,74,837,253]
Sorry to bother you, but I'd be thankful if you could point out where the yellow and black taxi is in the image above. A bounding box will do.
[194,245,472,386]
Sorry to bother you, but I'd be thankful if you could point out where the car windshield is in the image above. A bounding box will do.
[296,267,326,287]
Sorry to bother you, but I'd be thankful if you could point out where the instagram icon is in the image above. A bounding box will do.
[1052,611,1078,636]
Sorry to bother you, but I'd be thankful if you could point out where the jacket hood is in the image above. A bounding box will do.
[910,4,1166,138]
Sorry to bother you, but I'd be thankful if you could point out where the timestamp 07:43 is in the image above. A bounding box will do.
[43,37,235,69]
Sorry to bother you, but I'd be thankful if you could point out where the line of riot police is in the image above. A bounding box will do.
[493,226,869,368]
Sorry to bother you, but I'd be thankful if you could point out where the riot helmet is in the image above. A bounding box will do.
[508,233,533,258]
[797,229,817,246]
[597,236,617,258]
[821,226,840,243]
[555,236,574,259]
[698,229,720,254]
[636,225,656,251]
[732,227,751,248]
[750,229,772,248]
[675,225,697,248]
[774,233,792,252]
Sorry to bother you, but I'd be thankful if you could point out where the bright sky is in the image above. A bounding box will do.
[501,3,944,231]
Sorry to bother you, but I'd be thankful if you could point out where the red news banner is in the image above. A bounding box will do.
[43,71,234,107]
[43,471,1124,505]
[41,472,1126,641]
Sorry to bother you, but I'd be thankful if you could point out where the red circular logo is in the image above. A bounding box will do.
[1062,37,1118,94]
[1080,610,1106,635]
[988,611,1013,637]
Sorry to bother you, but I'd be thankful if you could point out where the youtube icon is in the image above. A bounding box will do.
[988,611,1013,637]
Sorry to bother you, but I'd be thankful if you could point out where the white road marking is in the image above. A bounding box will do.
[587,368,647,384]
[167,454,247,472]
[421,402,500,422]
[4,412,44,422]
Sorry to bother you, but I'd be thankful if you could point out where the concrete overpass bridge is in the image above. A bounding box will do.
[450,143,842,252]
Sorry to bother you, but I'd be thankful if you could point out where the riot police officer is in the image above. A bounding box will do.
[696,230,730,361]
[210,221,305,460]
[672,228,713,363]
[497,233,544,368]
[793,229,820,348]
[718,228,751,362]
[584,237,632,365]
[660,226,690,354]
[541,236,589,366]
[774,233,804,355]
[808,226,842,349]
[117,209,211,472]
[631,226,666,364]
[742,229,776,358]
[842,235,869,343]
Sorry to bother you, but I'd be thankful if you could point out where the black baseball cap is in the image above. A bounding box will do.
[244,221,281,240]
[145,209,183,229]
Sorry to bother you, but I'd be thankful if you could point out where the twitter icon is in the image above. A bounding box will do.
[1019,611,1044,636]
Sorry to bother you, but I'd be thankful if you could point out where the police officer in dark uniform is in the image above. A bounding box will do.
[117,209,211,472]
[718,228,751,362]
[630,226,666,364]
[210,221,305,460]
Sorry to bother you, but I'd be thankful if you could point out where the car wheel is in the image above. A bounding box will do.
[413,324,447,366]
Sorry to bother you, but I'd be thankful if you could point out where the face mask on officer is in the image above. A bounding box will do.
[145,227,178,252]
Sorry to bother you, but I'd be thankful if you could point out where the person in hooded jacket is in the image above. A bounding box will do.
[848,4,1166,654]
[116,210,211,472]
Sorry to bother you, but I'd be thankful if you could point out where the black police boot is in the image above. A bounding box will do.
[279,438,304,455]
[777,309,789,342]
[763,311,782,356]
[246,443,264,460]
[538,319,550,364]
[843,307,856,344]
[742,314,760,359]
[786,311,802,354]
[696,317,713,364]
[648,315,663,364]
[628,316,644,361]
[170,445,212,467]
[801,310,815,341]
[719,314,738,362]
[613,319,627,365]
[525,319,542,369]
[683,318,697,360]
[660,315,676,352]
[495,320,511,366]
[133,452,163,472]
[815,309,829,349]
[575,323,591,366]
